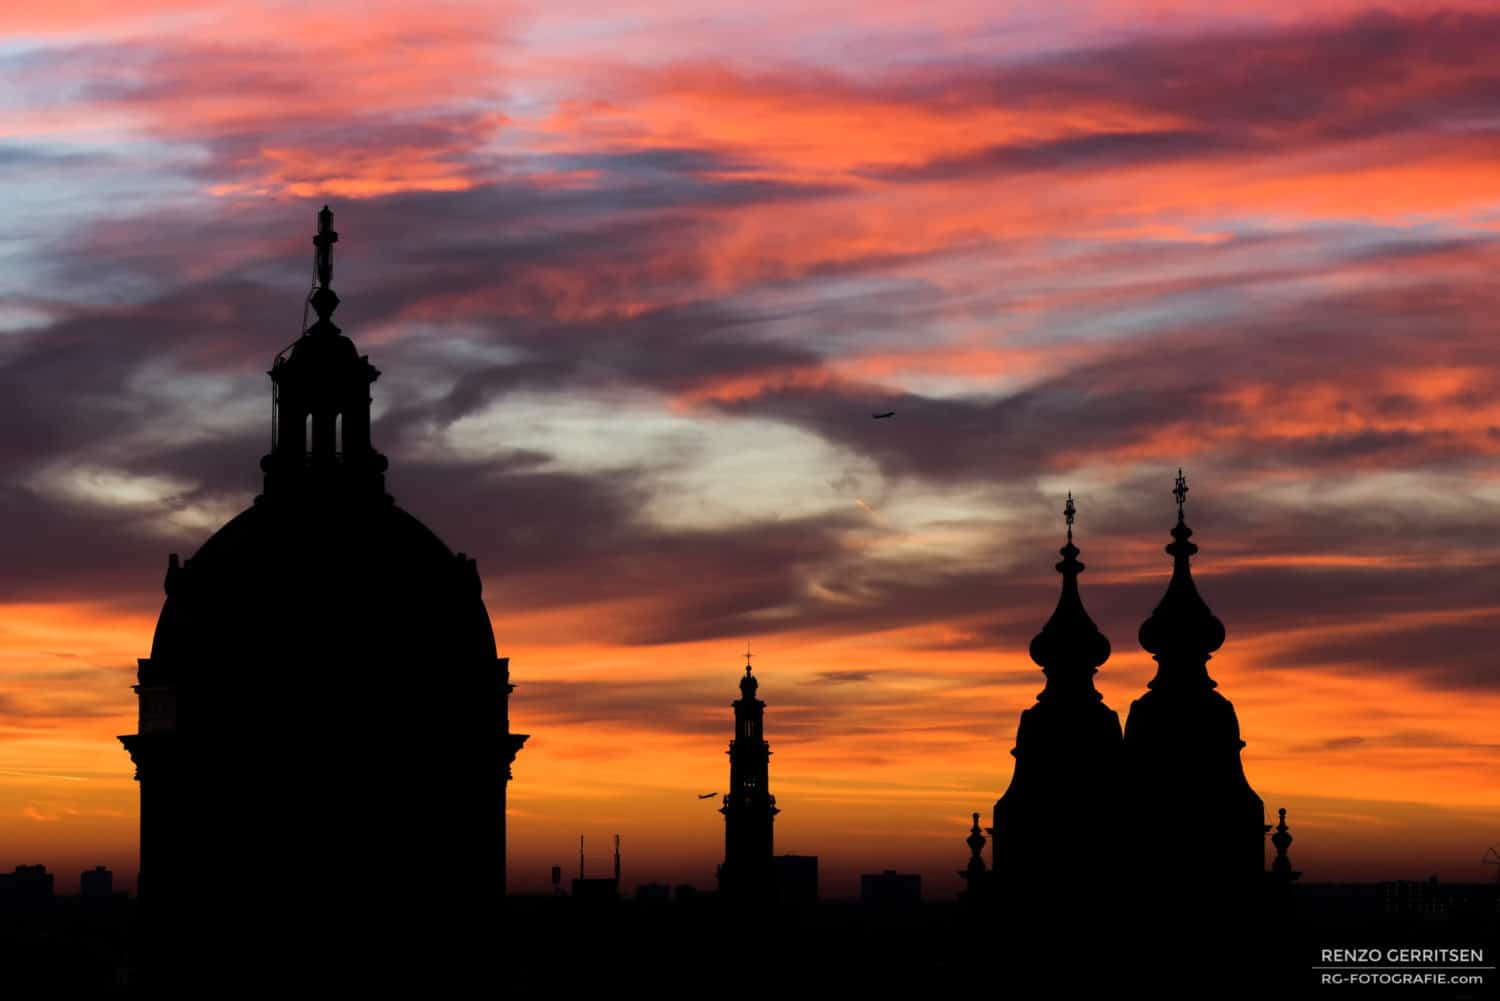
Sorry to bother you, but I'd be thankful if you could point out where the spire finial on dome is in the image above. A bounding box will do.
[1057,491,1081,574]
[309,205,341,327]
[1173,467,1188,522]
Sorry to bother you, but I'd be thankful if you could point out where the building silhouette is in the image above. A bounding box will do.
[0,864,54,914]
[859,870,921,910]
[118,207,526,991]
[79,866,113,901]
[1121,471,1267,966]
[718,657,778,900]
[571,834,622,901]
[990,493,1123,909]
[772,854,819,906]
[956,479,1287,987]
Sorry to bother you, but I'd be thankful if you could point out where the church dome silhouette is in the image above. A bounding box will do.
[121,207,525,992]
[146,495,495,668]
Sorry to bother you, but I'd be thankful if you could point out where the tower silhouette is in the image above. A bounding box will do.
[119,207,526,991]
[988,494,1123,961]
[718,655,778,900]
[1121,471,1265,967]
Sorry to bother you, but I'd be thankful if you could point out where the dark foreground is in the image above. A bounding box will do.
[1,881,1494,998]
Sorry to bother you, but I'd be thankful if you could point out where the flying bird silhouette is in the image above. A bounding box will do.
[872,411,895,419]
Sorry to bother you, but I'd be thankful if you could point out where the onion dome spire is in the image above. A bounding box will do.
[1138,469,1225,683]
[1028,492,1111,699]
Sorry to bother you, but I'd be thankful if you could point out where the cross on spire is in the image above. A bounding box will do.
[314,205,338,288]
[309,205,341,326]
[744,642,753,674]
[1173,468,1189,520]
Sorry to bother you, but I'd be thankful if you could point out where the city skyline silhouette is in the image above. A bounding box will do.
[3,196,1498,897]
[3,5,1500,994]
[4,202,1498,998]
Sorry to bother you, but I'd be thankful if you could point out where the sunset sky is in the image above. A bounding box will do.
[3,1,1499,898]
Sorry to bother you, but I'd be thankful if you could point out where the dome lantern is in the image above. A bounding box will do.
[261,206,388,501]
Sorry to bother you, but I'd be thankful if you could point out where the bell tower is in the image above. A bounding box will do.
[718,654,778,899]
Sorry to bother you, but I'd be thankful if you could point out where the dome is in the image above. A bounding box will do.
[148,495,497,670]
[285,325,359,366]
[1028,539,1111,679]
[1027,494,1111,693]
[1137,516,1226,659]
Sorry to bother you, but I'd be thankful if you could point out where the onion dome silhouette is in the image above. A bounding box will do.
[991,494,1123,887]
[1029,492,1111,698]
[1120,468,1266,973]
[1138,468,1226,681]
[988,493,1124,974]
[740,662,758,699]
